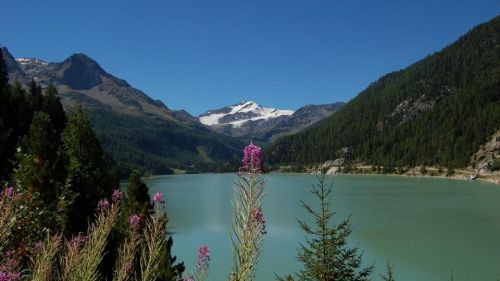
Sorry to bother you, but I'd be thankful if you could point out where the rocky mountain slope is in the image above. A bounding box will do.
[199,101,344,142]
[2,47,243,175]
[266,15,500,171]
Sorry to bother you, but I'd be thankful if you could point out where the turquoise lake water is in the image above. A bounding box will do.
[142,173,500,281]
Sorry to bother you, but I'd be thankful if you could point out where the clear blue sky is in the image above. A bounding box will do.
[1,1,499,115]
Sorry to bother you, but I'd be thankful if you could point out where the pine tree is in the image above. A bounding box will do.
[14,111,61,202]
[277,170,373,281]
[61,106,116,234]
[0,80,34,178]
[121,170,185,281]
[0,50,9,179]
[123,170,151,217]
[28,80,43,111]
[41,84,67,138]
[380,261,395,281]
[0,49,7,91]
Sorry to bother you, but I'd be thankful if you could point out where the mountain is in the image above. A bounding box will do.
[199,101,294,127]
[266,16,500,171]
[2,47,243,175]
[199,101,344,142]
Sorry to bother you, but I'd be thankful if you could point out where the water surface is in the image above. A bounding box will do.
[143,173,500,281]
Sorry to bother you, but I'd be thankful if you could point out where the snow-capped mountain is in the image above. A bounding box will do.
[199,101,294,128]
[199,101,345,142]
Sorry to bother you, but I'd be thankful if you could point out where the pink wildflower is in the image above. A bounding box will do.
[241,142,261,172]
[112,189,123,203]
[197,244,210,268]
[0,271,20,281]
[128,214,141,230]
[249,207,267,235]
[97,198,110,212]
[69,235,88,248]
[1,187,14,198]
[152,192,164,205]
[125,261,133,274]
[34,241,43,252]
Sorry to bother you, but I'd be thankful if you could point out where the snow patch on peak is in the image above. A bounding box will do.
[16,58,48,65]
[199,101,294,128]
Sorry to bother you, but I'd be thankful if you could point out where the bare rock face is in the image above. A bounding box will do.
[472,129,500,172]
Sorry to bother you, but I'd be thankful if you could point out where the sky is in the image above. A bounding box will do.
[1,0,499,115]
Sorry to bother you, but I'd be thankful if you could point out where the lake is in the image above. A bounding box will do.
[142,173,500,281]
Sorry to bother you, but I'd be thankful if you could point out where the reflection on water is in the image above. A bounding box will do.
[143,173,500,281]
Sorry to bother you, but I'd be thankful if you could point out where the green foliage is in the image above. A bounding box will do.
[277,171,373,281]
[488,159,500,171]
[123,171,151,218]
[62,106,117,234]
[266,16,500,169]
[380,261,395,281]
[230,164,267,281]
[14,111,66,202]
[87,107,244,177]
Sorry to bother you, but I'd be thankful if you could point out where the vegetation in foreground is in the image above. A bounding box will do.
[1,136,379,281]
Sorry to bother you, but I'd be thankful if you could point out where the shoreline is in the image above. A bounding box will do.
[269,167,500,185]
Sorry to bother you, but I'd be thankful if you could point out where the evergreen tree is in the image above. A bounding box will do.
[120,170,185,281]
[14,111,62,202]
[123,170,151,217]
[41,84,67,138]
[28,80,43,111]
[277,171,373,281]
[0,50,9,179]
[0,49,7,91]
[0,81,34,178]
[62,106,116,234]
[380,261,395,281]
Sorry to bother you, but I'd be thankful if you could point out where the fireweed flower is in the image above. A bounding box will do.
[96,198,110,212]
[34,240,43,252]
[1,187,14,198]
[0,271,20,281]
[112,189,123,204]
[0,252,20,281]
[69,234,88,248]
[197,244,210,269]
[241,142,261,172]
[230,141,266,281]
[192,244,210,281]
[249,207,267,235]
[128,214,141,230]
[152,192,164,205]
[125,261,133,274]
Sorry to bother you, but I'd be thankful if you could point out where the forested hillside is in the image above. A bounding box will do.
[2,48,243,176]
[266,16,500,170]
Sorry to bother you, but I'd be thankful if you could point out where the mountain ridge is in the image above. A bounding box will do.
[200,100,344,142]
[2,46,243,175]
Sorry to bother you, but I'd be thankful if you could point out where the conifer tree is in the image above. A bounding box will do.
[123,170,151,217]
[62,106,116,234]
[381,261,395,281]
[120,170,185,281]
[0,50,9,179]
[41,84,67,138]
[0,49,7,91]
[277,170,373,281]
[14,111,61,202]
[28,80,43,111]
[0,80,33,178]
